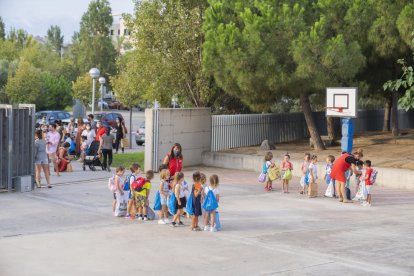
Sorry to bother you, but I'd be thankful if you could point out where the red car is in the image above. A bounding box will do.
[94,112,124,129]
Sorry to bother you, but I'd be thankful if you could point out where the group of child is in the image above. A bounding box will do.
[260,151,377,206]
[110,164,220,232]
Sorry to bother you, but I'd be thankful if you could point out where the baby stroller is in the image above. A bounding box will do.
[83,141,105,171]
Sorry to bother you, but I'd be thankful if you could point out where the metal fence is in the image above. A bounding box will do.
[0,105,35,192]
[211,109,414,152]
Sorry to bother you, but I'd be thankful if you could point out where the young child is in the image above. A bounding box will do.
[324,155,335,197]
[191,171,203,231]
[353,161,365,201]
[263,152,275,191]
[308,155,318,198]
[281,153,293,193]
[126,163,140,219]
[135,170,153,221]
[363,160,374,207]
[158,169,171,224]
[112,166,126,212]
[171,172,186,227]
[300,153,311,195]
[203,174,220,232]
[80,135,88,161]
[345,168,353,201]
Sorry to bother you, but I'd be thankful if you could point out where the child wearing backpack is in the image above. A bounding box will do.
[170,172,186,227]
[191,171,203,231]
[203,174,220,232]
[262,152,275,191]
[300,153,311,195]
[353,161,365,201]
[308,155,318,198]
[362,160,376,207]
[133,170,153,221]
[281,153,293,193]
[158,169,171,224]
[324,155,335,197]
[126,163,141,219]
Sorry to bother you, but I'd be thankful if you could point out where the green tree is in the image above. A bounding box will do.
[5,61,42,104]
[47,25,64,54]
[72,73,95,106]
[0,16,5,40]
[7,28,32,51]
[37,72,72,110]
[121,0,214,107]
[71,0,116,78]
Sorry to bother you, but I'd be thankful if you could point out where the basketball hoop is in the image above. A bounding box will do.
[325,107,344,113]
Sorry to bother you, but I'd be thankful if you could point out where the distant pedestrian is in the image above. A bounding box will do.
[99,127,115,172]
[34,130,51,188]
[75,118,85,155]
[46,123,61,177]
[82,123,96,147]
[114,118,126,154]
[88,114,97,131]
[95,121,106,141]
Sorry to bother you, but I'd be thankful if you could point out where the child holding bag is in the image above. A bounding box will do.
[191,171,203,231]
[158,169,171,225]
[203,174,220,232]
[308,155,318,198]
[324,155,335,197]
[281,153,293,193]
[171,172,186,227]
[300,153,311,195]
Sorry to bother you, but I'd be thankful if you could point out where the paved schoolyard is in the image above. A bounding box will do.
[0,166,414,275]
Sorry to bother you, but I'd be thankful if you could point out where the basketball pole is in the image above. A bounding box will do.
[341,118,353,153]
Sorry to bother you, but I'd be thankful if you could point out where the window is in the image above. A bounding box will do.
[110,30,114,35]
[117,29,120,35]
[124,29,127,35]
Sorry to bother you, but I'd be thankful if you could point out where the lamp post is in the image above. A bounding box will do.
[89,68,100,114]
[99,77,106,112]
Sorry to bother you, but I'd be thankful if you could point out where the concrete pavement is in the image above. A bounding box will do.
[1,166,414,275]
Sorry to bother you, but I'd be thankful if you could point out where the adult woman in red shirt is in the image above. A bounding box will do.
[163,143,183,183]
[330,148,364,203]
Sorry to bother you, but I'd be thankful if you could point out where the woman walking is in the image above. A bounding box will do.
[114,118,126,154]
[34,130,51,188]
[99,127,115,172]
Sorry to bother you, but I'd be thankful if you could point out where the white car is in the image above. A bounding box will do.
[88,100,109,109]
[135,121,145,146]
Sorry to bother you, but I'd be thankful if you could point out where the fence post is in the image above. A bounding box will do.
[0,105,14,192]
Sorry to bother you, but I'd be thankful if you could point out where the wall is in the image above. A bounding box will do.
[145,108,211,171]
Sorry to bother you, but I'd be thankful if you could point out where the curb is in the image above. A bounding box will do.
[202,151,414,190]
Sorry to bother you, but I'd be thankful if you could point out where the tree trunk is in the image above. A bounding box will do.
[300,91,326,151]
[327,117,340,141]
[383,96,391,131]
[391,91,399,137]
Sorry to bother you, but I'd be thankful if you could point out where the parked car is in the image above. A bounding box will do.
[89,99,109,109]
[107,100,129,110]
[135,121,145,146]
[35,111,70,125]
[94,112,124,129]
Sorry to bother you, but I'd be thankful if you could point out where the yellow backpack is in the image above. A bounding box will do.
[268,164,281,181]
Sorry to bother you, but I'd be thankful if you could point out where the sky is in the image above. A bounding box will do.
[0,0,135,43]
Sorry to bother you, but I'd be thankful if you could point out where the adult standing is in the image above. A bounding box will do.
[88,114,97,131]
[67,118,75,137]
[46,123,61,177]
[82,123,96,148]
[34,130,51,188]
[95,121,106,141]
[75,117,85,155]
[99,127,115,172]
[330,148,364,203]
[57,142,72,172]
[114,118,126,154]
[163,143,183,181]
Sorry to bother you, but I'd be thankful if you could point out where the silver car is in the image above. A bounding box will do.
[135,121,145,146]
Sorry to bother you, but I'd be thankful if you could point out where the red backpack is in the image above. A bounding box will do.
[131,177,147,192]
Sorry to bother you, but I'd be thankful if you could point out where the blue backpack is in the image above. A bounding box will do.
[262,163,269,174]
[186,192,194,215]
[304,170,310,185]
[123,174,134,191]
[202,188,218,212]
[167,192,177,215]
[153,191,161,211]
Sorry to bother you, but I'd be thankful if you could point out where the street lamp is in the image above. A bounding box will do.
[99,77,106,112]
[89,68,100,114]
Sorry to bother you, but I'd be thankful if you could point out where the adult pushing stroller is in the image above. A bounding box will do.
[83,140,105,171]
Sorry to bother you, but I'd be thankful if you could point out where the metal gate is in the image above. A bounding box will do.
[0,104,35,192]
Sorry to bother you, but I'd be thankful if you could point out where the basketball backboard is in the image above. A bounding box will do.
[326,87,357,118]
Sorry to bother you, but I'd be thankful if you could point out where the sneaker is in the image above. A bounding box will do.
[204,225,209,231]
[361,201,367,206]
[366,203,371,207]
[125,214,130,218]
[169,222,177,227]
[158,219,166,225]
[210,226,217,232]
[143,217,148,221]
[164,219,171,224]
[138,216,143,220]
[178,221,184,226]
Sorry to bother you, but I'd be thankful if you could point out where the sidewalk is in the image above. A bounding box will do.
[1,166,414,275]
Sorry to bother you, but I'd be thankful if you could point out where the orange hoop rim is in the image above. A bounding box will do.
[325,106,344,113]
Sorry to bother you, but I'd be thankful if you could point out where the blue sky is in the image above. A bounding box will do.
[0,0,135,42]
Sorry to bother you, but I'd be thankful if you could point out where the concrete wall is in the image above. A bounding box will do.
[145,108,211,171]
[202,152,414,190]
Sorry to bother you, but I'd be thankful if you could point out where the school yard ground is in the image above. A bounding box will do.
[1,164,414,276]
